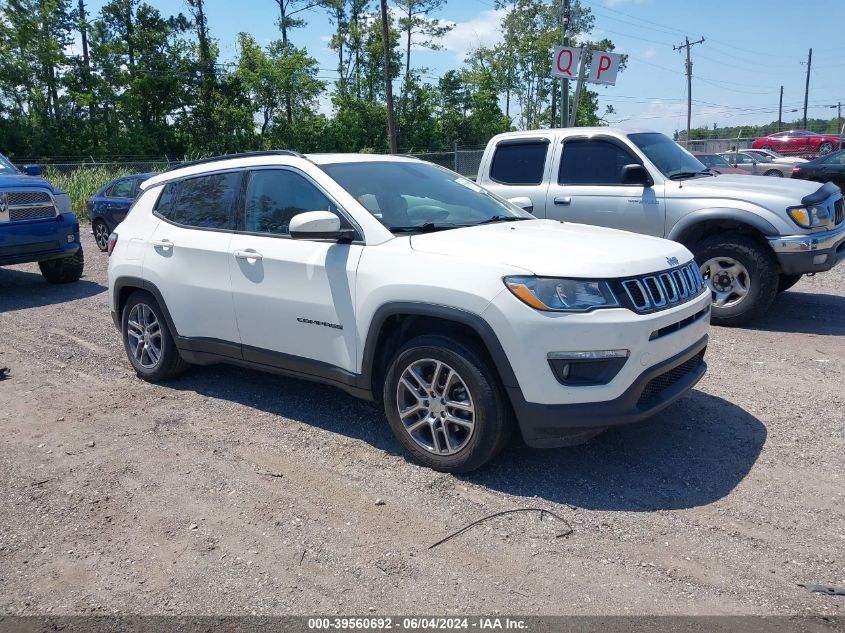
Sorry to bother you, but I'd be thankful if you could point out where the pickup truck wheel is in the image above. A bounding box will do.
[694,234,778,327]
[383,335,512,473]
[778,273,803,293]
[121,290,189,381]
[38,248,84,284]
[93,220,110,252]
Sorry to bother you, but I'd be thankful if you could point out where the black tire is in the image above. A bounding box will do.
[93,219,110,252]
[761,145,773,151]
[819,141,833,155]
[38,248,84,284]
[382,334,512,473]
[121,290,189,382]
[693,233,779,327]
[778,273,803,293]
[763,169,783,177]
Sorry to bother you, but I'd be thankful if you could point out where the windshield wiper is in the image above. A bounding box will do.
[472,215,532,225]
[669,170,713,180]
[388,222,458,234]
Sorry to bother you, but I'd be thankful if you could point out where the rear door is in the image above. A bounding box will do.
[228,167,363,373]
[545,136,665,236]
[482,138,552,216]
[142,171,242,351]
[105,177,137,226]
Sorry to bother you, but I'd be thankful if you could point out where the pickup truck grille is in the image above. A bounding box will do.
[0,190,57,222]
[620,261,705,314]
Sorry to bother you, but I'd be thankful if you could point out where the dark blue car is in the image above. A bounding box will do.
[0,153,83,283]
[87,173,155,251]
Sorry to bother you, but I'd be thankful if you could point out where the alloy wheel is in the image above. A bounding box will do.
[819,142,833,154]
[126,303,163,369]
[700,256,751,308]
[94,221,109,251]
[395,358,475,455]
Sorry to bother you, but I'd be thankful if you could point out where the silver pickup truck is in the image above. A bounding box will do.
[477,128,845,326]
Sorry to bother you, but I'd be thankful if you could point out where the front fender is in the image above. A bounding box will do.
[667,208,779,243]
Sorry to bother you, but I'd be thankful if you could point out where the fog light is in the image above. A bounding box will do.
[812,254,829,265]
[547,350,629,386]
[67,234,75,243]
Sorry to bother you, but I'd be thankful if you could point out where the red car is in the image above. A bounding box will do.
[752,130,843,155]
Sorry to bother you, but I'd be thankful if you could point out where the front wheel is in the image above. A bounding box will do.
[39,248,84,284]
[778,274,803,293]
[382,335,512,473]
[764,169,783,177]
[694,234,779,327]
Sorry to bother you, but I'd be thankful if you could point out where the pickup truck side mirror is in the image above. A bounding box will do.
[621,164,653,187]
[289,210,355,242]
[507,196,534,213]
[23,164,43,176]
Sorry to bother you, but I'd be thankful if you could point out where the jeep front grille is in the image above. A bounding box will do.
[0,189,57,222]
[620,261,705,314]
[835,197,844,226]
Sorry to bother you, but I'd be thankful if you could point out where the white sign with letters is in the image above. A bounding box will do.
[587,51,622,85]
[551,46,582,79]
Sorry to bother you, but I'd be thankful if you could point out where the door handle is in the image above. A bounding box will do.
[554,196,572,206]
[151,239,173,248]
[234,250,263,261]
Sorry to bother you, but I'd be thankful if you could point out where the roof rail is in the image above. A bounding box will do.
[164,150,303,172]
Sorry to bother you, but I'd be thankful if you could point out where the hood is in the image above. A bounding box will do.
[668,173,821,208]
[0,173,57,191]
[410,219,690,278]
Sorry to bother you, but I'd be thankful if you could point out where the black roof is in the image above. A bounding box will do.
[164,150,303,172]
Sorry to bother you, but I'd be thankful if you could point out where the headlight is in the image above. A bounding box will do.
[504,276,619,312]
[53,193,72,215]
[787,204,830,229]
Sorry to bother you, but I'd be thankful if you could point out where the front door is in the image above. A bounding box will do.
[545,137,665,236]
[228,168,363,374]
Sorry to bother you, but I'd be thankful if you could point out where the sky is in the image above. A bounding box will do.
[84,0,845,139]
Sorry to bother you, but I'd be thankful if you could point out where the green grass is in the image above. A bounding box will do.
[45,165,164,224]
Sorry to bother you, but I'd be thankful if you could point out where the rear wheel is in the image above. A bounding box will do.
[121,290,188,381]
[39,248,84,284]
[93,219,110,252]
[761,145,773,151]
[778,273,803,293]
[819,141,834,154]
[382,335,512,473]
[694,234,779,327]
[764,169,783,177]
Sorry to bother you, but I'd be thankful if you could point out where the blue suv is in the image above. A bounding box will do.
[87,173,155,251]
[0,154,83,283]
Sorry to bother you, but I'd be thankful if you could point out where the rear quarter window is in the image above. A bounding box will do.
[490,140,549,185]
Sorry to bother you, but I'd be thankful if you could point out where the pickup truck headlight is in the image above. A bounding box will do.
[787,204,830,229]
[53,193,72,215]
[504,276,619,312]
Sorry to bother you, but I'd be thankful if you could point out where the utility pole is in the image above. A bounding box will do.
[560,0,570,128]
[778,85,783,132]
[802,48,812,129]
[673,36,705,147]
[380,0,398,154]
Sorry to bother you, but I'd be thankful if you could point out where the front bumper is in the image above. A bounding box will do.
[0,213,81,266]
[512,335,708,448]
[768,222,845,275]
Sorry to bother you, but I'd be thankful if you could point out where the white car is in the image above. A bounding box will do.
[741,148,808,165]
[107,151,711,472]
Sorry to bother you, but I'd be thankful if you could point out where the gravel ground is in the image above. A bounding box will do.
[0,232,843,616]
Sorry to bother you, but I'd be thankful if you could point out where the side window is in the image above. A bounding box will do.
[108,179,135,198]
[244,169,338,236]
[158,172,240,229]
[558,140,640,185]
[490,141,549,185]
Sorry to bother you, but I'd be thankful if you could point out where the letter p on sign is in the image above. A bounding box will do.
[552,46,582,78]
[587,51,621,85]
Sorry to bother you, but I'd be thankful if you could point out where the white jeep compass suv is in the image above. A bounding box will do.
[107,151,712,472]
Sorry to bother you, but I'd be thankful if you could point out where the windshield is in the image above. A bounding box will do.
[628,132,708,178]
[0,154,19,175]
[698,154,731,169]
[320,160,532,232]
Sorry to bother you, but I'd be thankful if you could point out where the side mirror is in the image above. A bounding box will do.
[289,210,355,242]
[23,164,42,176]
[621,164,653,187]
[508,196,534,213]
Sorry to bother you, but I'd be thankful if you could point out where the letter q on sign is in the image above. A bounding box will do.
[551,46,582,78]
[587,51,621,85]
